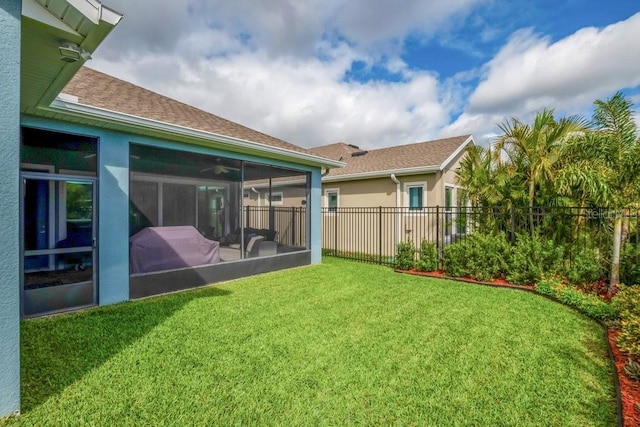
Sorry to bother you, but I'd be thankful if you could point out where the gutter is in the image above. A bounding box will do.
[48,97,346,170]
[322,165,440,182]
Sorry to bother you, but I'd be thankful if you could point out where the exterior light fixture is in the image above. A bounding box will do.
[59,42,92,63]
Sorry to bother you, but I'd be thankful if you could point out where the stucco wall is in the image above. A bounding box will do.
[0,0,22,418]
[322,173,442,208]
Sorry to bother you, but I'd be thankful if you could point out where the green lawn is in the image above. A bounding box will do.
[5,258,616,426]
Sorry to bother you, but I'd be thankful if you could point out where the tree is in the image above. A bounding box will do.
[588,92,640,294]
[494,109,588,234]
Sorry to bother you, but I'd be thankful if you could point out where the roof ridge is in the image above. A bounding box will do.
[310,135,471,154]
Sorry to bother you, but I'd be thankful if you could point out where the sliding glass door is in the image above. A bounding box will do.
[22,173,96,316]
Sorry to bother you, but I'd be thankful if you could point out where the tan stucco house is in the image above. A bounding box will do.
[304,135,475,258]
[310,135,474,210]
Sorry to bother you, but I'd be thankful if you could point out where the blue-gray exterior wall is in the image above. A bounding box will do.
[0,0,22,418]
[20,116,324,305]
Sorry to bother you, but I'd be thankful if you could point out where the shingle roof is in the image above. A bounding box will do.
[62,67,316,157]
[309,135,473,178]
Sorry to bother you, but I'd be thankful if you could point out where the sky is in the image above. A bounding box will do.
[91,0,640,149]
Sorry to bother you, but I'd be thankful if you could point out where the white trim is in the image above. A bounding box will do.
[324,188,340,212]
[439,135,475,171]
[22,0,82,36]
[403,181,428,210]
[323,166,439,183]
[49,97,346,170]
[444,185,456,211]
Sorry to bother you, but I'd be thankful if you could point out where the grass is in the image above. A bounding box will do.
[5,258,616,426]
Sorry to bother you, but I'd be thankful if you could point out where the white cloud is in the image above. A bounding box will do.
[468,12,640,114]
[92,0,480,148]
[94,1,640,151]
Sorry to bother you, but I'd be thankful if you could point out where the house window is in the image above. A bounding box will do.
[268,192,283,206]
[325,189,339,212]
[407,185,424,210]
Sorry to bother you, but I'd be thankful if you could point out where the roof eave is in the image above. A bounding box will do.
[322,166,441,182]
[47,97,346,169]
[438,135,475,170]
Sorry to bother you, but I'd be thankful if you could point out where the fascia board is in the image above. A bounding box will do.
[439,135,475,171]
[321,166,440,182]
[47,98,346,169]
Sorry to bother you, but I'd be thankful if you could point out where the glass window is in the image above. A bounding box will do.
[445,187,453,210]
[21,127,97,174]
[268,192,283,205]
[327,191,338,211]
[408,186,423,210]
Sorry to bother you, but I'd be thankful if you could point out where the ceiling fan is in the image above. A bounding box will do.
[200,164,240,174]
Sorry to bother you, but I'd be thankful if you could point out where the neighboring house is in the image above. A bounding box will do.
[309,135,475,257]
[309,135,474,209]
[0,0,341,417]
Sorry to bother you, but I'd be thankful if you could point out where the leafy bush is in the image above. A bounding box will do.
[395,240,416,270]
[623,359,640,381]
[416,239,438,272]
[613,285,640,357]
[507,233,563,285]
[443,233,510,281]
[562,247,605,286]
[620,243,640,286]
[535,277,619,322]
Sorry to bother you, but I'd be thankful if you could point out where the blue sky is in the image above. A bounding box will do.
[93,0,640,148]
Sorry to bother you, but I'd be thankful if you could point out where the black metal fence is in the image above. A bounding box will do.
[245,206,307,247]
[321,206,640,271]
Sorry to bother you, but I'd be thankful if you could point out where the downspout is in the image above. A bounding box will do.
[251,187,260,207]
[390,174,401,247]
[251,187,261,228]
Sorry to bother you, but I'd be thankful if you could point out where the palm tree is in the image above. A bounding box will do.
[588,92,640,293]
[455,145,499,207]
[494,109,588,234]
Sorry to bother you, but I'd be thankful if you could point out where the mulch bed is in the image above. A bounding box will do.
[396,269,535,291]
[397,268,640,427]
[608,330,640,427]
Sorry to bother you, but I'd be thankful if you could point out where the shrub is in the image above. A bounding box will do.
[443,233,510,281]
[562,247,606,286]
[395,240,416,270]
[507,233,563,285]
[623,359,640,382]
[416,239,438,272]
[613,285,640,357]
[620,244,640,286]
[535,277,619,322]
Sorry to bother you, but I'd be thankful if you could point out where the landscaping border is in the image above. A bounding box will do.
[395,269,626,427]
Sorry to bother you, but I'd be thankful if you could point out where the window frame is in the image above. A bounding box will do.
[403,181,427,211]
[267,191,284,206]
[324,188,340,213]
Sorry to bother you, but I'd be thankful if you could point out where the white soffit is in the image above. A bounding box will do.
[23,0,82,36]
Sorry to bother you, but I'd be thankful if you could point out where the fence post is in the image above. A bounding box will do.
[291,207,296,246]
[378,206,383,264]
[334,208,338,256]
[436,205,440,256]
